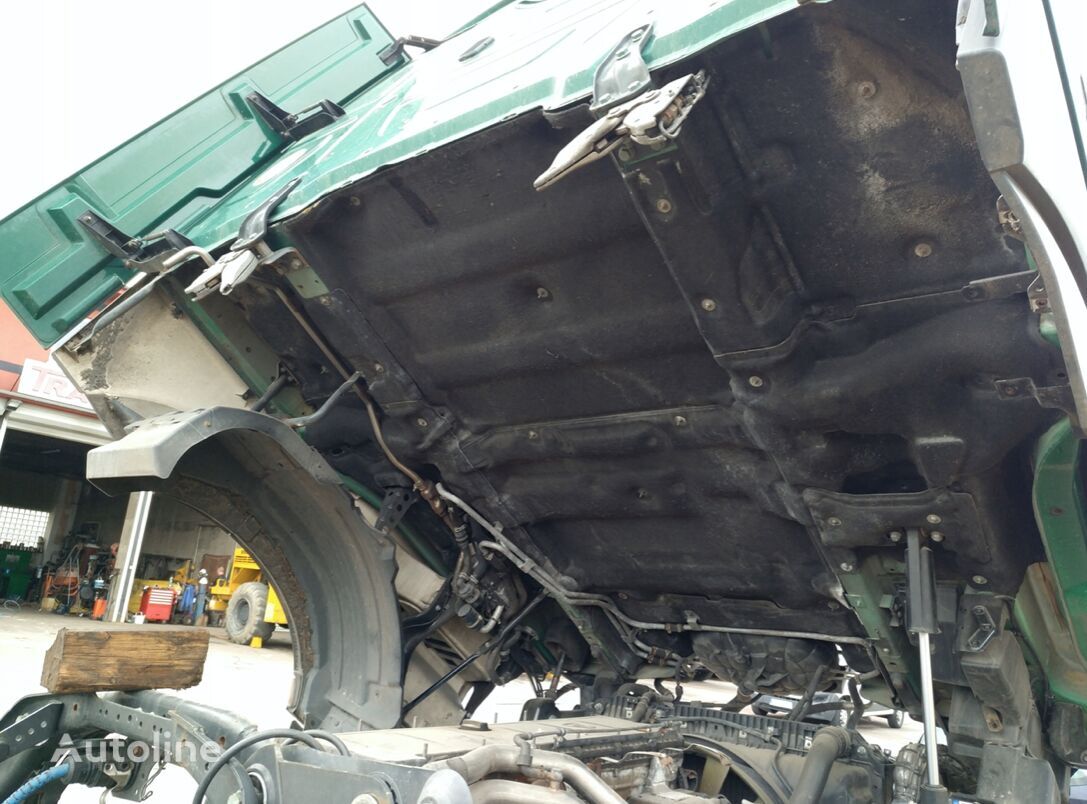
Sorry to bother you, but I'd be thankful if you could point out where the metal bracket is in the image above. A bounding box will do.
[234,177,302,252]
[77,212,193,273]
[378,34,442,66]
[591,24,653,112]
[982,0,1000,36]
[246,92,345,142]
[960,270,1036,302]
[1027,274,1049,313]
[375,486,418,533]
[994,376,1075,414]
[965,604,998,652]
[0,702,63,762]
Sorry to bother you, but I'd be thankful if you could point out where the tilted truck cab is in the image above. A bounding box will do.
[3,1,1087,802]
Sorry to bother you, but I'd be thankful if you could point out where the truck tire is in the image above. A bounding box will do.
[225,582,275,645]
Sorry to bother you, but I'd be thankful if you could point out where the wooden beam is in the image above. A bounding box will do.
[41,627,210,694]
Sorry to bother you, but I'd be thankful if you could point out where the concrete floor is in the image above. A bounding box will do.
[1,607,921,802]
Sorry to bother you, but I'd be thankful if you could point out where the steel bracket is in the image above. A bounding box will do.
[377,34,442,66]
[591,24,653,113]
[77,211,193,273]
[246,92,345,142]
[0,702,63,762]
[965,605,998,652]
[994,376,1075,416]
[960,270,1036,302]
[1027,274,1050,313]
[375,486,417,533]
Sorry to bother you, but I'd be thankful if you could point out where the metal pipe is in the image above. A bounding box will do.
[106,491,153,622]
[468,779,578,803]
[918,631,941,787]
[436,483,871,647]
[283,372,362,428]
[250,372,289,412]
[162,245,215,269]
[269,285,429,490]
[787,726,850,804]
[430,744,625,804]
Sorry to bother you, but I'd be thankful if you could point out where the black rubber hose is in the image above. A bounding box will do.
[192,728,344,803]
[400,591,547,720]
[788,726,851,804]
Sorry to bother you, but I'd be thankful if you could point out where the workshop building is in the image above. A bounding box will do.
[0,303,237,619]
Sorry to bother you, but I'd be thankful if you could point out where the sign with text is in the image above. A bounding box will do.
[16,358,93,411]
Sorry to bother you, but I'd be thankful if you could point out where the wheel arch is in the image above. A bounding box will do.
[87,407,402,730]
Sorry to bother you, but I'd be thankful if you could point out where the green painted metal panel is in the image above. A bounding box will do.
[0,0,794,346]
[1029,418,1087,661]
[0,5,402,345]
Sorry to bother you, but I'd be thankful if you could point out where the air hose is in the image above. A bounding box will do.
[3,763,70,804]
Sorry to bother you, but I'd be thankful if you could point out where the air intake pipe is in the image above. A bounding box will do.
[789,726,851,804]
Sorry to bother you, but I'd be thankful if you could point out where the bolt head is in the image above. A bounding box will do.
[913,241,933,258]
[889,531,903,542]
[839,562,854,572]
[373,363,385,373]
[536,286,552,300]
[827,517,843,527]
[926,513,942,524]
[972,575,988,586]
[748,375,765,388]
[857,80,877,99]
[415,417,429,428]
[700,297,718,312]
[617,146,632,162]
[656,198,673,214]
[527,430,539,440]
[349,196,362,207]
[931,531,944,542]
[673,415,687,427]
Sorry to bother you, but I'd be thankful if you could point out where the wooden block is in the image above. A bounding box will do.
[41,627,210,694]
